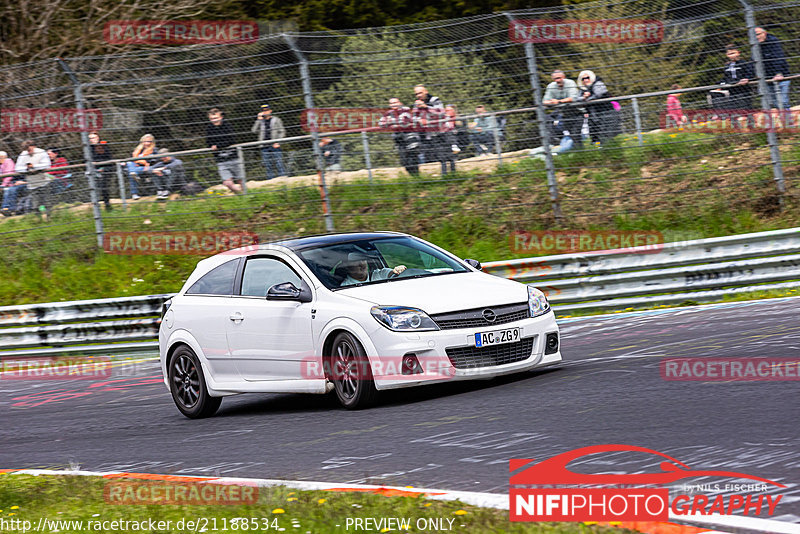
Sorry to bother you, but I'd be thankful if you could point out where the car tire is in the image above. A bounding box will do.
[168,346,221,419]
[329,332,377,410]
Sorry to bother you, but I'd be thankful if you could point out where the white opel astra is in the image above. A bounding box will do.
[159,232,561,418]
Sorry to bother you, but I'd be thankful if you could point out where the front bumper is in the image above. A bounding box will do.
[366,310,561,390]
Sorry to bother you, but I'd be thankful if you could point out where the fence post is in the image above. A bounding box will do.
[57,58,104,247]
[361,131,373,183]
[492,113,503,165]
[740,0,786,200]
[284,34,335,232]
[505,13,562,221]
[236,146,248,194]
[631,97,644,147]
[115,163,127,211]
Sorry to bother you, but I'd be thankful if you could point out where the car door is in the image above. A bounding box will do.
[181,257,241,382]
[226,255,315,381]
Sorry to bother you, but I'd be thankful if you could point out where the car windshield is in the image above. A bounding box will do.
[295,236,470,290]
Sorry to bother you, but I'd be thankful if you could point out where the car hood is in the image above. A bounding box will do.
[335,271,528,314]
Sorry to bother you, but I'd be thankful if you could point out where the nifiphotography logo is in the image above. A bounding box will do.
[509,444,785,522]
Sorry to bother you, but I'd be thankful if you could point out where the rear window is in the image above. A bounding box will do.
[185,258,239,295]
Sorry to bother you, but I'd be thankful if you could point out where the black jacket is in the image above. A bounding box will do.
[721,60,755,98]
[759,34,790,78]
[90,143,115,170]
[206,120,237,162]
[322,139,342,166]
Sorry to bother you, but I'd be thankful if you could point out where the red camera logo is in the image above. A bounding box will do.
[510,445,785,522]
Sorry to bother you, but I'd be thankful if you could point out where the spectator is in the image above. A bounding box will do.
[720,44,754,110]
[412,84,450,175]
[666,84,687,127]
[125,134,157,200]
[379,97,420,176]
[8,140,51,216]
[543,70,584,148]
[46,147,71,194]
[1,151,18,216]
[251,104,287,180]
[440,106,459,174]
[468,105,499,156]
[206,108,243,194]
[319,137,342,173]
[0,151,15,184]
[89,131,115,211]
[576,70,621,144]
[755,27,791,110]
[445,105,470,154]
[150,148,187,200]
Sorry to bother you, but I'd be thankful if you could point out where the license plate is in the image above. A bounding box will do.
[474,328,521,347]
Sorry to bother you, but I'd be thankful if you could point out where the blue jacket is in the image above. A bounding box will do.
[759,34,790,78]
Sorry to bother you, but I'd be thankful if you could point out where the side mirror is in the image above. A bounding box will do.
[464,258,482,271]
[266,280,312,303]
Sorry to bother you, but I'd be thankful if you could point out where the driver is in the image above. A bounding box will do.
[340,252,407,286]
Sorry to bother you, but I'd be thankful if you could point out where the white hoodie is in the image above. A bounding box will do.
[15,147,51,173]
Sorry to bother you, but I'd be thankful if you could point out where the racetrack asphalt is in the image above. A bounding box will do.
[2,297,798,522]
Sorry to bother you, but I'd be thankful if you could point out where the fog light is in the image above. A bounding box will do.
[545,333,559,354]
[402,353,422,375]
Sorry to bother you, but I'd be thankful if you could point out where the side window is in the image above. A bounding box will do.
[185,258,239,295]
[240,257,303,297]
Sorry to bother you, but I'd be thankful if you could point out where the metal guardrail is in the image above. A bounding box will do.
[0,228,798,357]
[483,227,800,312]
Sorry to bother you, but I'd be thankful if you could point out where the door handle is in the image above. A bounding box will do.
[229,311,244,322]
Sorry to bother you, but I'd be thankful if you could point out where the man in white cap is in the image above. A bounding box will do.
[340,252,407,286]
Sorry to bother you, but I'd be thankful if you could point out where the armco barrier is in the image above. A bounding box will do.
[1,228,798,357]
[483,228,800,312]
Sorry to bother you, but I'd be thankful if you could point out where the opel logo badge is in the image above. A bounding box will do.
[482,309,497,323]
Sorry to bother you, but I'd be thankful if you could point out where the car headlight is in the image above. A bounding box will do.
[528,286,550,317]
[370,306,440,331]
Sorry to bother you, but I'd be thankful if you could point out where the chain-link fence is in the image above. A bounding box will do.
[1,0,799,258]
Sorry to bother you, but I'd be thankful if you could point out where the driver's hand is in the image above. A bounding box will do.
[393,265,407,275]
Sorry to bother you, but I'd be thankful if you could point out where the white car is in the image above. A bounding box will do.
[159,232,561,418]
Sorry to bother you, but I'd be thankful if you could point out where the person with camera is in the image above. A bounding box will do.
[251,104,287,180]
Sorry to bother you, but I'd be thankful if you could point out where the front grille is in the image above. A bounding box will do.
[431,302,529,330]
[445,337,535,369]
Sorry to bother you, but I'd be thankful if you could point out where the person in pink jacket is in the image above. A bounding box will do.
[666,84,687,127]
[0,151,15,186]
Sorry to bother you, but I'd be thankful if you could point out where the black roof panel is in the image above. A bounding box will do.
[272,232,407,251]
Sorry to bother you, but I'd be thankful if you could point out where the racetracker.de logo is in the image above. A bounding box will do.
[509,444,785,522]
[661,357,800,381]
[104,20,258,45]
[0,108,102,133]
[103,481,258,505]
[103,231,259,255]
[511,230,663,255]
[509,19,664,43]
[1,357,112,380]
[661,109,800,133]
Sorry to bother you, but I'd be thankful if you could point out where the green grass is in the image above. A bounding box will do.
[0,474,629,534]
[0,129,798,304]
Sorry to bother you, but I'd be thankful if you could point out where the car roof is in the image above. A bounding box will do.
[270,231,408,252]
